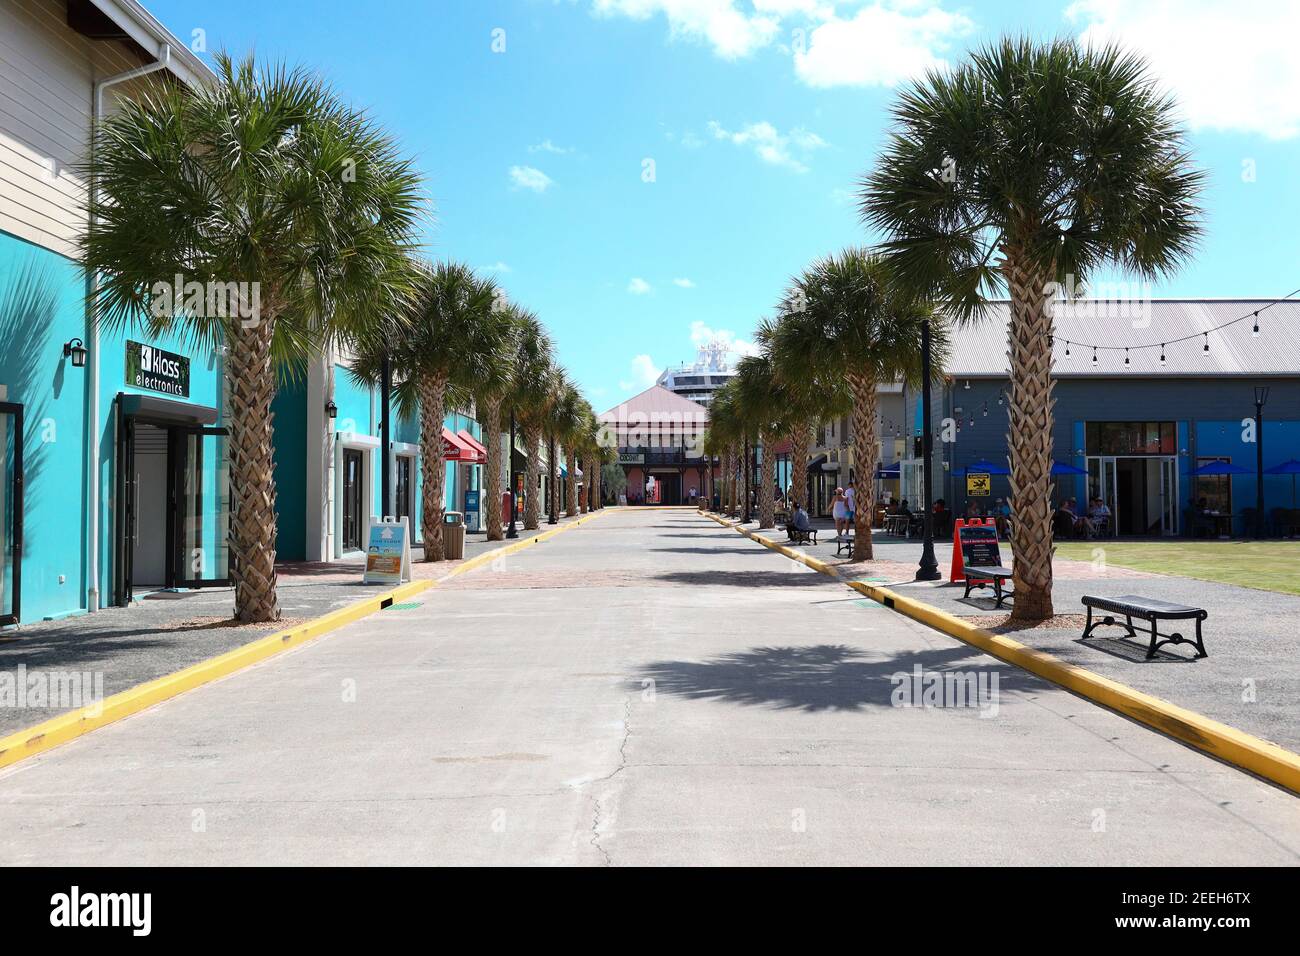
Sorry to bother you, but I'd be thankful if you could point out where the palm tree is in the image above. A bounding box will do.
[773,249,947,561]
[732,354,787,529]
[474,303,529,541]
[757,317,851,515]
[549,383,589,518]
[83,54,424,622]
[505,313,553,530]
[708,381,744,517]
[863,37,1203,618]
[353,261,501,562]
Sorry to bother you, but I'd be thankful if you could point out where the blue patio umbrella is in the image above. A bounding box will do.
[1050,460,1087,476]
[959,458,1010,475]
[874,462,900,479]
[1188,460,1253,476]
[1264,459,1300,507]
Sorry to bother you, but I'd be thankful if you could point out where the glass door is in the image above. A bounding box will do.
[174,427,231,588]
[1086,456,1118,537]
[342,448,364,551]
[394,455,412,526]
[1160,456,1179,536]
[0,402,22,626]
[113,409,136,606]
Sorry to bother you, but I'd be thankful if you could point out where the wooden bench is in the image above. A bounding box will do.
[1081,594,1208,660]
[962,565,1015,608]
[835,534,853,556]
[786,525,818,545]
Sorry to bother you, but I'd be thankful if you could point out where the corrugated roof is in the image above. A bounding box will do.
[943,299,1300,377]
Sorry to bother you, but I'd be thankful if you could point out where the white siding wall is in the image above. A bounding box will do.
[0,0,145,258]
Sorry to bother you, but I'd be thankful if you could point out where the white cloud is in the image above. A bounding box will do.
[619,353,663,390]
[627,277,653,294]
[590,1,970,86]
[592,0,781,59]
[508,165,554,192]
[481,261,512,273]
[528,139,574,155]
[690,320,759,360]
[1067,0,1300,139]
[707,119,827,173]
[793,2,973,88]
[672,277,696,288]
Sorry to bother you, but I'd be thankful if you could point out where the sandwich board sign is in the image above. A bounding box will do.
[363,516,411,585]
[949,518,999,582]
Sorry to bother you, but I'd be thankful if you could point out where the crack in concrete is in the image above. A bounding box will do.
[586,696,632,866]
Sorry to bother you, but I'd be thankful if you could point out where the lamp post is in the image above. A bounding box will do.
[743,438,752,523]
[1255,386,1269,538]
[506,408,518,538]
[916,319,941,581]
[548,434,558,524]
[380,352,392,518]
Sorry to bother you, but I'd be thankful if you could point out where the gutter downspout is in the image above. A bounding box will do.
[87,44,171,612]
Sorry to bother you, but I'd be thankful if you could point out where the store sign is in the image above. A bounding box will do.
[126,341,189,397]
[618,451,644,465]
[363,517,411,585]
[966,472,991,496]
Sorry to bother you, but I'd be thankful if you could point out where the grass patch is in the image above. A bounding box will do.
[1055,540,1300,596]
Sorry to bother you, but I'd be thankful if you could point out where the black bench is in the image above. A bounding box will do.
[834,534,853,556]
[1081,594,1208,660]
[786,525,818,545]
[962,566,1015,608]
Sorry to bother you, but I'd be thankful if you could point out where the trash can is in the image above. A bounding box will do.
[443,511,465,560]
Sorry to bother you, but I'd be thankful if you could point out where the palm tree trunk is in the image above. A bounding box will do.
[758,429,776,529]
[790,419,811,512]
[848,371,878,561]
[227,317,280,623]
[483,397,504,541]
[567,448,579,516]
[523,422,541,529]
[547,433,560,520]
[1003,253,1056,621]
[418,372,449,561]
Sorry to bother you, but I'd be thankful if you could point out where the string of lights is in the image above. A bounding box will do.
[1052,286,1300,365]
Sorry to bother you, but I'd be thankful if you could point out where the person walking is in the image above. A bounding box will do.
[831,486,849,536]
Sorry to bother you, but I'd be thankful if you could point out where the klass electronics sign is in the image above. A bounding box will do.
[126,341,190,397]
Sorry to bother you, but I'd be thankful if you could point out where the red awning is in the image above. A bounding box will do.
[441,427,477,462]
[456,430,488,464]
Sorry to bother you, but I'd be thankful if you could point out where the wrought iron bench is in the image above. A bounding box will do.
[834,534,853,556]
[1081,594,1208,660]
[786,525,818,545]
[962,566,1015,608]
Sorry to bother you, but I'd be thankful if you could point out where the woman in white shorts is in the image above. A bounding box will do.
[831,487,849,535]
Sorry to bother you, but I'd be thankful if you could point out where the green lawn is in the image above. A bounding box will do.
[1054,540,1300,596]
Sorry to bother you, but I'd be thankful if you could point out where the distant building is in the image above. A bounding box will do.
[598,386,713,505]
[656,341,737,406]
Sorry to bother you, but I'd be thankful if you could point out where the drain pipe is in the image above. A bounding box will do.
[86,45,172,612]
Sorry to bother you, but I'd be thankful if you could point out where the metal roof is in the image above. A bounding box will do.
[941,300,1300,378]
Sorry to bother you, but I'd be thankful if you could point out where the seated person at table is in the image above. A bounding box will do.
[897,499,912,515]
[965,500,984,519]
[1086,497,1110,532]
[993,498,1012,538]
[1052,499,1078,537]
[786,503,812,539]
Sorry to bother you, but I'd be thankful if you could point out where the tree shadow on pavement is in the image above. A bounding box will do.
[650,547,772,556]
[634,643,1047,712]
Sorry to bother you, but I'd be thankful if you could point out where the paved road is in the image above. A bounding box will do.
[1,509,1297,865]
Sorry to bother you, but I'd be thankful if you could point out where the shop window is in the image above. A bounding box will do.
[1195,457,1232,514]
[1085,421,1176,455]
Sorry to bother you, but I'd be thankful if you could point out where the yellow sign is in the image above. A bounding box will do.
[966,472,991,496]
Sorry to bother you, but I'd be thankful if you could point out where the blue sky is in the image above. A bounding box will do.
[146,0,1300,409]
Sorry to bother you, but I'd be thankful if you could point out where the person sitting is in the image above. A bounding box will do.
[1086,497,1111,536]
[786,503,812,540]
[1052,499,1077,538]
[965,499,984,520]
[993,498,1012,539]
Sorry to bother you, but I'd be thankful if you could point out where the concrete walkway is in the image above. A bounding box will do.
[0,513,593,735]
[0,508,1296,865]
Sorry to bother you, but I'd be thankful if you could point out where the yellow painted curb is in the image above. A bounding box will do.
[704,511,1300,795]
[0,510,607,773]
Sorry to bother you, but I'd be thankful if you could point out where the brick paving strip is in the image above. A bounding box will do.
[0,513,593,735]
[733,515,1300,756]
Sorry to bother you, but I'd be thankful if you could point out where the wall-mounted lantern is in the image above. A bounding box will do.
[325,400,338,420]
[63,338,88,368]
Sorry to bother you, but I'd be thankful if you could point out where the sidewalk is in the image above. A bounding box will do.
[731,515,1300,755]
[0,511,597,735]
